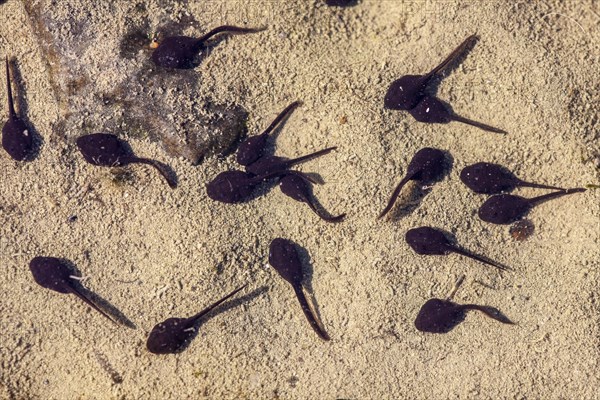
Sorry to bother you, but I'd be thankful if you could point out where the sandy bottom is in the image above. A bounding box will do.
[1,0,599,399]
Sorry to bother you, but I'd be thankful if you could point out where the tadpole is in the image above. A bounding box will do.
[279,173,346,223]
[206,170,265,203]
[76,133,176,188]
[325,0,358,6]
[405,226,508,271]
[384,35,476,111]
[379,147,446,219]
[146,285,246,354]
[460,162,565,194]
[408,95,507,134]
[237,101,301,166]
[269,238,330,341]
[415,275,514,333]
[2,57,33,161]
[29,256,115,322]
[151,25,264,69]
[245,146,337,176]
[478,188,587,225]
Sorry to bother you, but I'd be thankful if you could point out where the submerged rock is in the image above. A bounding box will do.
[23,1,247,164]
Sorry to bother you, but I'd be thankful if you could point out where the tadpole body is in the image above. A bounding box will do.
[405,226,508,271]
[206,170,267,203]
[2,57,33,161]
[152,25,264,69]
[478,188,587,225]
[29,256,114,322]
[460,162,565,194]
[379,147,446,219]
[237,101,301,166]
[384,35,476,111]
[269,238,330,341]
[146,285,246,354]
[76,133,176,188]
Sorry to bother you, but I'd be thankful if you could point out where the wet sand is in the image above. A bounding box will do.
[0,0,599,399]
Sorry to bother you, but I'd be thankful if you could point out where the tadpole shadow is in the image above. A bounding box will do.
[426,35,479,96]
[389,149,454,221]
[174,285,268,353]
[9,58,44,161]
[61,259,136,329]
[295,245,327,327]
[389,183,431,221]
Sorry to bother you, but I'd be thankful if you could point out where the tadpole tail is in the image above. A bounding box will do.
[285,170,319,184]
[286,146,337,168]
[529,188,587,206]
[261,101,302,137]
[378,176,411,219]
[452,114,507,134]
[293,285,331,341]
[518,181,566,191]
[129,157,177,189]
[5,56,15,118]
[427,34,478,79]
[189,284,248,323]
[69,286,117,324]
[451,247,510,272]
[306,199,346,223]
[197,25,266,44]
[462,304,515,325]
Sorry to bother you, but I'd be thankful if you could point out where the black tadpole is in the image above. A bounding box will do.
[29,256,115,323]
[237,101,301,166]
[379,147,446,219]
[384,35,477,111]
[151,25,265,69]
[460,162,565,194]
[478,188,587,225]
[2,57,33,161]
[415,275,514,333]
[269,238,330,341]
[405,226,508,271]
[146,285,247,354]
[76,133,176,188]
